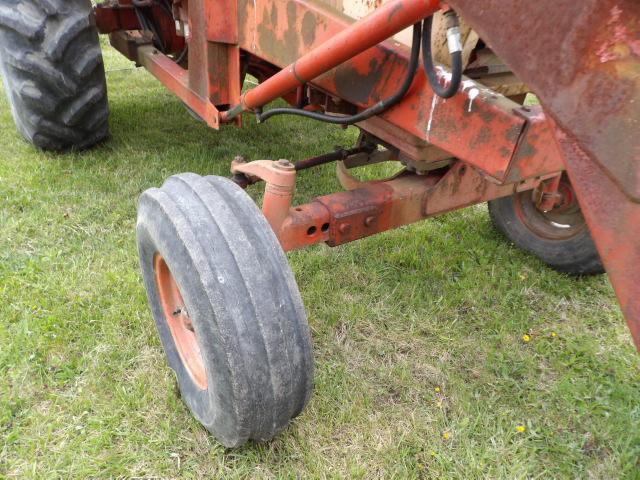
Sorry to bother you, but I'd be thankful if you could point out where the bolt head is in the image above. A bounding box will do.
[338,223,351,234]
[275,159,295,170]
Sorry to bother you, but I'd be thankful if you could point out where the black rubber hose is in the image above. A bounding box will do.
[422,13,462,99]
[160,0,174,18]
[257,21,422,125]
[133,3,166,54]
[174,46,188,64]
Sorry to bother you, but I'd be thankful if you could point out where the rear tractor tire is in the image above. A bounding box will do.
[137,173,314,447]
[488,176,604,275]
[0,0,109,150]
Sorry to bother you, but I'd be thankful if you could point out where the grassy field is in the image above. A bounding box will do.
[1,40,639,479]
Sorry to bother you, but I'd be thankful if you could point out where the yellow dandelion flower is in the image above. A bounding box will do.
[551,332,557,337]
[516,425,526,433]
[522,334,531,343]
[442,431,451,440]
[434,387,441,393]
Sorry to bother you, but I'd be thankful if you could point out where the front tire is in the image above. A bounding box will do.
[136,173,314,447]
[0,0,109,150]
[488,177,604,275]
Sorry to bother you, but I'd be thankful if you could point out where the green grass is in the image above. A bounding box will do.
[1,41,639,479]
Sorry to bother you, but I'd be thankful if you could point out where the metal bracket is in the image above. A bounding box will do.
[231,159,298,239]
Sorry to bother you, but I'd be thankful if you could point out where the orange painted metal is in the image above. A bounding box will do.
[503,106,565,183]
[449,0,640,200]
[535,175,563,212]
[223,0,440,118]
[95,2,139,32]
[188,0,241,107]
[233,0,529,181]
[558,133,640,350]
[231,158,299,243]
[154,254,208,390]
[239,160,546,252]
[98,0,558,185]
[97,0,185,53]
[133,41,221,128]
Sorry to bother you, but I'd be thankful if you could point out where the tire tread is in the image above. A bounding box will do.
[136,174,314,447]
[0,0,109,150]
[488,195,604,275]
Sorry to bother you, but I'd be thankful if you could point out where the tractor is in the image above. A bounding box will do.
[0,0,637,447]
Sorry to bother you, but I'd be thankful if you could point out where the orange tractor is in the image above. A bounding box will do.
[0,0,637,446]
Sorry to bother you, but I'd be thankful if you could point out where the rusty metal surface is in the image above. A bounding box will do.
[134,39,221,128]
[100,0,564,186]
[101,1,640,350]
[449,0,640,350]
[95,1,139,33]
[449,0,640,201]
[186,0,240,106]
[109,29,151,61]
[229,157,539,252]
[277,163,538,250]
[227,0,440,114]
[233,0,531,180]
[97,0,185,53]
[294,146,372,171]
[558,132,640,349]
[504,106,564,183]
[231,159,298,241]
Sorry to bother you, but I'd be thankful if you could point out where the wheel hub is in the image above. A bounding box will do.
[515,178,587,241]
[154,254,208,390]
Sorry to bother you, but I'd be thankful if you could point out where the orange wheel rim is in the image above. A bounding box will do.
[514,178,587,241]
[154,254,208,390]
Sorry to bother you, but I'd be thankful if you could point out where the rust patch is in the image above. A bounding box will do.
[286,1,297,28]
[470,126,492,148]
[449,0,640,201]
[505,123,522,143]
[301,11,316,47]
[257,1,300,64]
[237,0,249,46]
[477,107,497,124]
[334,52,390,105]
[518,137,537,159]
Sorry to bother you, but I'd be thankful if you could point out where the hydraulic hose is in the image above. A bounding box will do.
[133,0,167,54]
[422,11,463,99]
[257,21,422,125]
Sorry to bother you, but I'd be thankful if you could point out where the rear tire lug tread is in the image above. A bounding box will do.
[0,3,46,40]
[43,12,91,61]
[0,0,109,151]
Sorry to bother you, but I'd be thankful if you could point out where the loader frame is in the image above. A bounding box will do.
[95,0,640,350]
